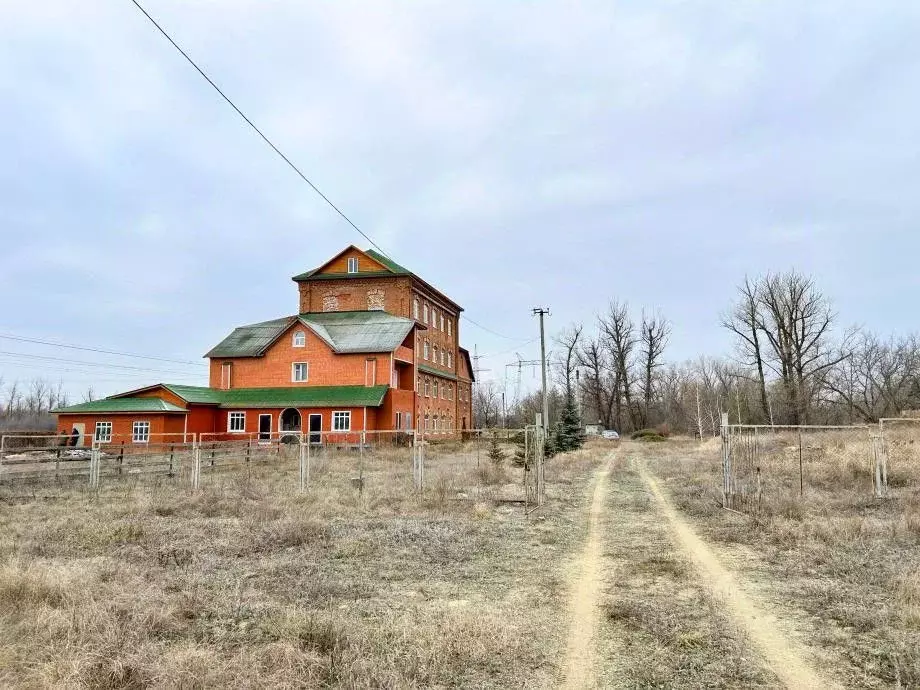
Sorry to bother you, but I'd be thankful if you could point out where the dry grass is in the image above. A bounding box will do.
[0,441,606,688]
[643,436,920,688]
[594,455,777,688]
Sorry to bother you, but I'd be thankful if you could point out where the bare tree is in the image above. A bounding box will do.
[599,301,638,431]
[472,381,502,429]
[577,334,616,429]
[554,325,583,401]
[722,277,770,421]
[639,311,670,427]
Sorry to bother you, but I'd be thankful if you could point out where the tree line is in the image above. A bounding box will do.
[475,270,920,435]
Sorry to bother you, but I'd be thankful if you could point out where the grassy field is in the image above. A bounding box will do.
[643,437,920,688]
[0,441,605,688]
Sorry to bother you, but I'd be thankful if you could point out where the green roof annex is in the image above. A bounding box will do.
[205,310,418,359]
[56,385,389,414]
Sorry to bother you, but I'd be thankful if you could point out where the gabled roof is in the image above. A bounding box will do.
[54,398,188,414]
[291,245,401,281]
[302,311,416,354]
[205,311,418,359]
[205,316,297,358]
[291,246,463,312]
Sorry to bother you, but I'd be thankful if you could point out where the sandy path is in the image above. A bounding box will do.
[637,461,840,690]
[561,456,613,689]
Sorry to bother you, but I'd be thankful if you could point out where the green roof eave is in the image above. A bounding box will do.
[217,385,388,409]
[291,270,401,282]
[54,398,188,414]
[417,364,458,381]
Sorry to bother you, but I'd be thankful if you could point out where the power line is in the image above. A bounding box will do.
[0,333,205,367]
[0,351,206,377]
[128,0,529,345]
[128,0,387,257]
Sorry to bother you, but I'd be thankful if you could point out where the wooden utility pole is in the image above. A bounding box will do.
[533,308,550,431]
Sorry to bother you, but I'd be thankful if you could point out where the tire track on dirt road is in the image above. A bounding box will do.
[561,454,614,689]
[637,460,840,690]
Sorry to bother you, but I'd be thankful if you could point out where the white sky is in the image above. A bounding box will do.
[2,1,919,401]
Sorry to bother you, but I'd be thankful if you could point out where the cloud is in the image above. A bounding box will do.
[2,0,920,397]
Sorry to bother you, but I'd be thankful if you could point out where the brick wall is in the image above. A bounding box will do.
[56,414,181,444]
[208,322,393,389]
[298,276,412,315]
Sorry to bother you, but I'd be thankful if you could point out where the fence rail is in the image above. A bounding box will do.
[0,429,546,507]
[721,416,918,514]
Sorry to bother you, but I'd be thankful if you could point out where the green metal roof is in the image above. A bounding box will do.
[301,311,415,353]
[217,385,388,409]
[417,364,458,381]
[54,398,188,414]
[163,385,224,404]
[364,249,411,275]
[204,316,296,358]
[206,311,415,359]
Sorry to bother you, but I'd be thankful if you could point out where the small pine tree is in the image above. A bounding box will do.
[487,432,505,465]
[554,396,585,453]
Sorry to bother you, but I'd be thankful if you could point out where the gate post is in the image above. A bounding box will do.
[720,412,730,509]
[89,443,101,489]
[299,438,309,492]
[192,441,201,490]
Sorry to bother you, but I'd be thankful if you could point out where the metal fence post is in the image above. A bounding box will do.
[299,438,308,492]
[798,428,804,497]
[720,412,730,509]
[89,443,101,489]
[192,440,201,490]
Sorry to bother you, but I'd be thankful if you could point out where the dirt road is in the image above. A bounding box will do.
[637,461,840,690]
[561,456,612,689]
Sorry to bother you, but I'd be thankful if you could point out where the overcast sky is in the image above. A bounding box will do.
[2,1,919,401]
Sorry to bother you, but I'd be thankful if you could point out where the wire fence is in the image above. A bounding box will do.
[0,429,546,508]
[721,418,919,514]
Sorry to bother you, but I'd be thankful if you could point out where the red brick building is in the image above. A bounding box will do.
[55,246,474,445]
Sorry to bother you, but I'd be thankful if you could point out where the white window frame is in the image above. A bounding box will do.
[423,304,429,324]
[433,380,439,398]
[292,362,309,382]
[440,350,445,366]
[448,319,452,337]
[424,378,431,397]
[413,298,419,319]
[228,411,246,433]
[347,257,358,273]
[94,421,112,443]
[292,330,306,347]
[332,410,351,431]
[424,341,430,360]
[433,345,438,364]
[440,314,444,331]
[447,352,453,369]
[132,421,150,444]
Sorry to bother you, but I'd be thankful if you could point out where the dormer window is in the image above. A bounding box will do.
[292,330,306,347]
[347,257,358,273]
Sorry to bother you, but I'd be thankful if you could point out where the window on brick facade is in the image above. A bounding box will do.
[433,380,439,398]
[292,330,306,347]
[333,411,351,431]
[228,411,246,433]
[347,257,358,273]
[440,350,445,366]
[94,421,112,443]
[424,340,430,360]
[447,352,453,369]
[433,345,438,364]
[423,304,429,324]
[448,384,453,401]
[221,362,232,390]
[292,362,309,382]
[424,378,431,397]
[132,421,150,444]
[440,314,444,331]
[448,319,452,337]
[413,298,419,319]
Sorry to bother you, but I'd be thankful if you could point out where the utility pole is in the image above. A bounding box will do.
[533,308,550,431]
